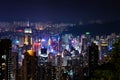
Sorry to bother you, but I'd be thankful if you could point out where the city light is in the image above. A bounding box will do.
[86,32,90,35]
[41,39,46,42]
[15,40,19,44]
[24,28,32,33]
[27,50,35,56]
[0,20,119,80]
[0,0,119,79]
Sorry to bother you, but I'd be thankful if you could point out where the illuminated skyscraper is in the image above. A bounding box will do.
[100,42,108,59]
[24,28,32,45]
[24,20,33,46]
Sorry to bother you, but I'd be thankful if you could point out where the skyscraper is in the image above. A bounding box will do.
[88,42,99,76]
[0,39,12,80]
[22,50,38,80]
[81,35,87,52]
[11,52,19,80]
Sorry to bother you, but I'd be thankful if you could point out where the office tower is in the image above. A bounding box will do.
[24,27,32,46]
[0,39,12,80]
[56,54,62,66]
[81,35,87,52]
[11,52,19,80]
[99,38,108,59]
[22,50,38,80]
[24,34,32,46]
[88,42,99,75]
[32,42,41,56]
[85,32,91,45]
[100,42,108,59]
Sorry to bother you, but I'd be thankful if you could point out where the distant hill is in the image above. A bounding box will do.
[62,20,120,36]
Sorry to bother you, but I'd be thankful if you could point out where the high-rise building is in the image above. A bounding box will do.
[0,39,12,80]
[22,50,38,80]
[24,23,33,46]
[81,35,87,52]
[88,42,99,76]
[11,52,19,80]
[100,43,108,59]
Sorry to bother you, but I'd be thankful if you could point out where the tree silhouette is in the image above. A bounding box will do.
[110,38,120,80]
[90,38,120,80]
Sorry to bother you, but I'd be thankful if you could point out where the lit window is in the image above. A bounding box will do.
[2,55,6,60]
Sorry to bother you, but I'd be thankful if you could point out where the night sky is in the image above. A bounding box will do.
[0,0,120,22]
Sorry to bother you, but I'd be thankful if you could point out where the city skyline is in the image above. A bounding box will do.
[0,0,120,22]
[0,1,120,79]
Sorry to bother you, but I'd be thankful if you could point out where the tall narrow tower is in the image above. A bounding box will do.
[88,42,99,76]
[27,18,30,27]
[0,39,12,80]
[24,19,32,46]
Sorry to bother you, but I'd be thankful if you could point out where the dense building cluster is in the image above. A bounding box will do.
[0,21,119,80]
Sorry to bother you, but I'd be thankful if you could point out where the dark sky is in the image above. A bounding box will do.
[0,0,120,22]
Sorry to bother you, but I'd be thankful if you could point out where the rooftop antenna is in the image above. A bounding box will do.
[27,18,30,27]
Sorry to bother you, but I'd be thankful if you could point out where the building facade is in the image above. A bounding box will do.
[0,39,12,80]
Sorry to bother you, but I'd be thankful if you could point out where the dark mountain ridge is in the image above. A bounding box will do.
[62,20,120,36]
